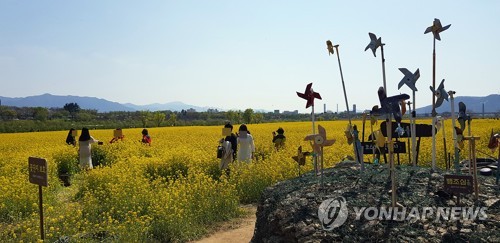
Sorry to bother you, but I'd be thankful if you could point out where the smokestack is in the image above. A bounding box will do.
[324,104,326,113]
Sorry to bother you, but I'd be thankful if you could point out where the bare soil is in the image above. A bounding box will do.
[192,204,256,243]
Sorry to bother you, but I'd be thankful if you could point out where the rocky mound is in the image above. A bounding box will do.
[252,162,500,242]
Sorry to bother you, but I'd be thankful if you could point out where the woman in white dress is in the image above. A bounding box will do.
[237,124,255,162]
[78,127,100,170]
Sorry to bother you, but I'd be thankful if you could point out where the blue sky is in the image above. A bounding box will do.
[0,1,499,113]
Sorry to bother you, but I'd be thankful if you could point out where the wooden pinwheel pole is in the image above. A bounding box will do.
[305,125,335,188]
[407,101,413,163]
[448,90,461,173]
[365,33,396,207]
[296,83,322,175]
[425,18,451,170]
[292,146,310,176]
[464,136,480,200]
[431,36,438,171]
[327,41,362,171]
[398,68,420,166]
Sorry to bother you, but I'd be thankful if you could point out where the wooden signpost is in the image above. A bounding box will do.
[463,136,480,200]
[444,174,473,205]
[28,157,48,240]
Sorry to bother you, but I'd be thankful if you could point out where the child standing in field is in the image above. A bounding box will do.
[237,124,255,162]
[141,129,152,145]
[78,127,100,170]
[272,127,286,150]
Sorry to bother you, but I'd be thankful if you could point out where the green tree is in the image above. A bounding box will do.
[153,111,166,127]
[167,113,177,126]
[33,107,49,121]
[64,103,80,119]
[243,108,254,124]
[139,110,151,128]
[76,111,94,121]
[51,110,70,119]
[254,113,264,124]
[0,107,17,120]
[226,110,241,124]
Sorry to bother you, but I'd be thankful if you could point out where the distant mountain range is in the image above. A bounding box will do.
[0,93,218,112]
[415,94,500,115]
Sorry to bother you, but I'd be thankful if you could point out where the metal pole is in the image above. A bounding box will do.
[431,38,437,170]
[321,147,324,187]
[312,105,317,175]
[412,91,417,166]
[388,114,396,207]
[38,185,45,240]
[381,44,387,92]
[470,137,479,200]
[442,118,448,169]
[449,92,460,173]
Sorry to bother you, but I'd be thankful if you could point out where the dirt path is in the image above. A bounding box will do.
[192,205,256,243]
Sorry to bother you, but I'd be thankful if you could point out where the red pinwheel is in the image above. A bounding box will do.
[296,83,322,109]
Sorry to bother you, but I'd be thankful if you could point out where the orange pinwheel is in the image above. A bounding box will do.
[292,146,311,166]
[304,125,336,155]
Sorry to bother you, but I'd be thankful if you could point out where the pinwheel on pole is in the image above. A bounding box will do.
[365,32,387,91]
[425,18,451,170]
[304,125,336,187]
[297,83,322,174]
[448,91,462,173]
[365,32,393,171]
[327,40,363,171]
[429,79,449,169]
[370,87,410,207]
[457,101,473,173]
[457,102,472,135]
[292,146,311,176]
[398,68,420,166]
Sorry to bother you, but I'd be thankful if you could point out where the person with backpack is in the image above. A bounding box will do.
[219,123,237,173]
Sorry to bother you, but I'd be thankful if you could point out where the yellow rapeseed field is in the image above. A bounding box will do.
[0,119,498,242]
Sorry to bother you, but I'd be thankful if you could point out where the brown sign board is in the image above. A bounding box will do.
[29,157,48,187]
[444,174,473,194]
[361,141,406,154]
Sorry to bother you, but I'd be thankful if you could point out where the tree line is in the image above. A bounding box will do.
[0,102,348,133]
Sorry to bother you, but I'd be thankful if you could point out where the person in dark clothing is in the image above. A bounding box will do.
[272,127,286,150]
[66,128,76,146]
[223,123,237,160]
